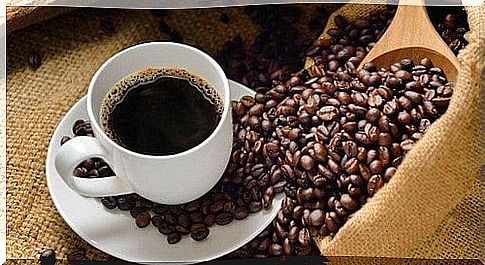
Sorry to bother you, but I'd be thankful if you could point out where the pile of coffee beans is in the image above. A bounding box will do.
[213,6,330,91]
[427,6,469,55]
[63,55,452,257]
[303,8,396,75]
[224,55,452,257]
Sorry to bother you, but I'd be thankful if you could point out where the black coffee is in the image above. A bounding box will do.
[100,68,223,156]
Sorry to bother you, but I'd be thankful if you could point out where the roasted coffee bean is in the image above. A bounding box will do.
[384,167,397,182]
[233,207,250,220]
[269,244,283,256]
[116,197,135,210]
[191,227,210,241]
[369,160,384,174]
[300,155,315,171]
[130,207,144,218]
[190,223,206,232]
[298,228,311,248]
[176,214,191,228]
[67,248,85,261]
[308,209,324,226]
[175,225,190,235]
[216,212,233,226]
[322,214,337,233]
[264,142,280,158]
[135,211,151,228]
[73,167,88,178]
[203,214,216,226]
[367,175,384,196]
[88,169,99,177]
[189,212,203,224]
[40,249,56,265]
[253,239,269,254]
[96,166,112,177]
[273,181,287,193]
[401,139,415,152]
[340,194,357,210]
[100,197,116,209]
[249,201,263,213]
[153,204,168,214]
[158,224,175,235]
[151,215,164,227]
[210,200,225,214]
[162,213,177,225]
[80,158,95,170]
[397,111,412,124]
[419,119,431,133]
[167,232,181,244]
[282,238,293,256]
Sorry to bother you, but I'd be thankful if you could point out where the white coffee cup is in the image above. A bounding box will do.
[54,42,233,204]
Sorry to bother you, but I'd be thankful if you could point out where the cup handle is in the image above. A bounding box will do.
[54,136,134,197]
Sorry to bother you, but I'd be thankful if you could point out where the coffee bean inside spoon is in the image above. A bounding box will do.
[358,0,459,82]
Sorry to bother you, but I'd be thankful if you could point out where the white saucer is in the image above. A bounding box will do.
[46,80,284,264]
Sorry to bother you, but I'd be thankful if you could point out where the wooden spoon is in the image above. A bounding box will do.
[358,0,459,82]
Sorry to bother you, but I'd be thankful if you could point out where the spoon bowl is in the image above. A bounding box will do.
[358,0,459,82]
[366,46,458,81]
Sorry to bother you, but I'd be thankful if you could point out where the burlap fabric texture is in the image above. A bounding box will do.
[5,3,482,262]
[310,4,483,261]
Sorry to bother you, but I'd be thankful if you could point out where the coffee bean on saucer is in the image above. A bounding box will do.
[233,207,249,220]
[190,223,206,232]
[191,227,210,241]
[40,249,56,265]
[215,212,233,226]
[135,211,151,228]
[167,232,181,244]
[153,204,168,214]
[100,197,116,209]
[73,167,88,178]
[158,225,175,235]
[151,215,164,227]
[175,225,190,235]
[116,196,135,211]
[203,214,216,226]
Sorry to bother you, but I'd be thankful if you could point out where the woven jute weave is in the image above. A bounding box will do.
[5,3,482,262]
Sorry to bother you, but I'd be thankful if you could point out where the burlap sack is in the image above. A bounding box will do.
[311,4,483,260]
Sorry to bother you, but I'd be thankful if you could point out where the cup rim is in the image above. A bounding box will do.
[87,41,231,159]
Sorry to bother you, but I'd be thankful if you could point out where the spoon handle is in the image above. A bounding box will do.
[388,0,436,47]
